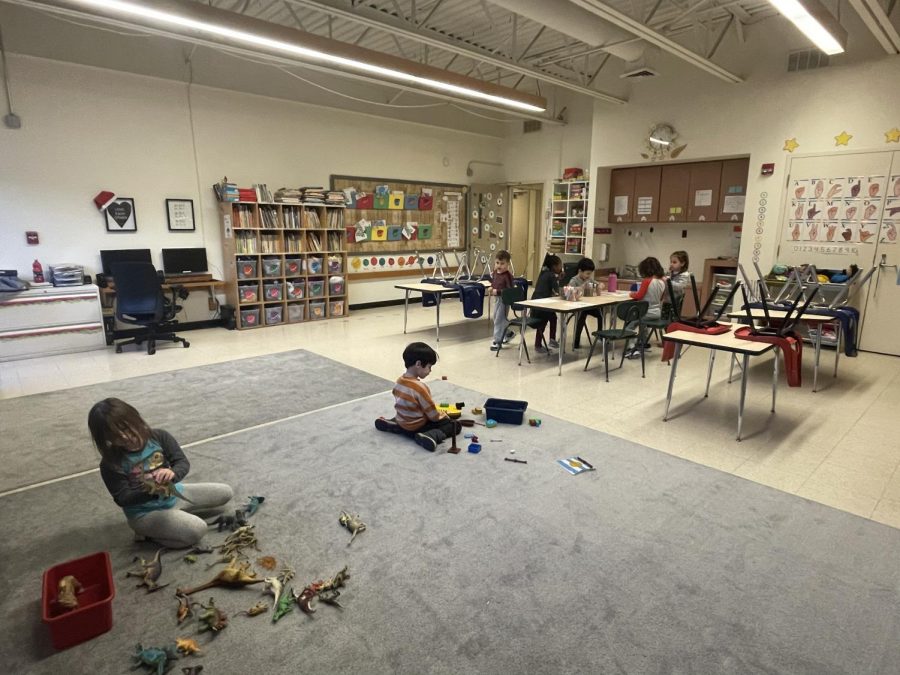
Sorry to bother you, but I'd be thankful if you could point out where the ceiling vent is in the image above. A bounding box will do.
[787,49,830,72]
[620,66,658,79]
[523,120,542,133]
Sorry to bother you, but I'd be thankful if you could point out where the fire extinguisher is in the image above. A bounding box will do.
[33,259,44,283]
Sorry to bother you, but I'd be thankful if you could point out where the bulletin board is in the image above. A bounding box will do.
[330,174,467,277]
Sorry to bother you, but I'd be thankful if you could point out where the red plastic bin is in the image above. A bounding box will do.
[42,551,115,650]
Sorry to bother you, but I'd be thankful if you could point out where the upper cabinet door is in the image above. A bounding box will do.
[609,168,636,224]
[659,164,691,223]
[717,158,750,222]
[687,161,722,222]
[632,166,662,223]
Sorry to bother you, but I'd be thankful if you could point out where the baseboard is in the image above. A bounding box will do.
[350,297,423,311]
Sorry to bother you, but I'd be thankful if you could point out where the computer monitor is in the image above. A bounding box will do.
[161,248,208,275]
[100,249,152,276]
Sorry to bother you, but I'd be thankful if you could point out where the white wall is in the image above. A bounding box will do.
[0,55,505,312]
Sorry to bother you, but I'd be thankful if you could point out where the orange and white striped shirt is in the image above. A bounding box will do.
[393,375,442,431]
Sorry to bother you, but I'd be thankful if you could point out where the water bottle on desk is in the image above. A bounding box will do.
[32,259,44,283]
[607,271,617,293]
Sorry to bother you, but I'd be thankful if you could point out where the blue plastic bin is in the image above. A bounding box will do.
[483,398,528,425]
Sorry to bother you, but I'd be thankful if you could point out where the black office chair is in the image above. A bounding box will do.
[110,262,190,355]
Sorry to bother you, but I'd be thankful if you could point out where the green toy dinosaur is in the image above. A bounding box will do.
[132,643,179,675]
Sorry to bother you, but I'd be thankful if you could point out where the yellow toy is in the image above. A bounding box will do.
[437,403,463,419]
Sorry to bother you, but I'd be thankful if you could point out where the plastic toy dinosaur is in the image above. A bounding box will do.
[132,643,179,675]
[265,567,295,622]
[56,575,83,611]
[295,566,350,615]
[273,589,295,622]
[236,601,269,617]
[175,637,202,655]
[182,668,203,675]
[197,597,228,633]
[127,548,168,593]
[213,509,248,532]
[177,557,265,596]
[175,593,193,625]
[338,511,367,545]
[216,525,258,559]
[242,495,266,516]
[141,477,194,504]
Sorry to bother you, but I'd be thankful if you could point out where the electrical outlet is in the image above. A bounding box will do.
[208,297,217,311]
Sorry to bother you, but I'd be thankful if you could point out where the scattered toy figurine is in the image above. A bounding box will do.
[295,566,350,615]
[183,555,198,564]
[339,511,367,545]
[175,637,202,656]
[528,418,542,427]
[467,436,481,454]
[177,557,265,595]
[441,375,448,380]
[472,407,483,415]
[447,420,461,454]
[236,601,269,618]
[186,545,214,556]
[437,402,462,419]
[213,509,248,532]
[127,548,168,593]
[182,667,204,675]
[216,525,259,559]
[197,597,228,633]
[265,568,295,622]
[175,593,194,625]
[485,419,498,428]
[256,555,277,571]
[132,643,179,675]
[56,575,83,611]
[242,495,266,517]
[141,477,193,504]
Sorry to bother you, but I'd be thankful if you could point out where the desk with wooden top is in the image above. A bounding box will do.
[513,292,632,375]
[663,324,777,441]
[395,281,492,341]
[727,308,841,392]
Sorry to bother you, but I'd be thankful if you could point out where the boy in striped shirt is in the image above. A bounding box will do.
[375,342,460,452]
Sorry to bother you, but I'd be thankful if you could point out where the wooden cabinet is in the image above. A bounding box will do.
[687,161,722,222]
[609,168,635,223]
[633,166,662,223]
[717,157,750,222]
[221,202,348,329]
[659,164,691,223]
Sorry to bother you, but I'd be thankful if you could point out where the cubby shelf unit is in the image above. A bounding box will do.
[549,180,589,256]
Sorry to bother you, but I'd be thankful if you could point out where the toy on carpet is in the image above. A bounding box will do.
[236,601,269,618]
[467,436,481,454]
[447,421,461,454]
[472,407,483,415]
[127,548,168,593]
[56,574,83,611]
[265,568,295,622]
[437,402,463,419]
[177,557,265,595]
[504,458,527,464]
[211,525,259,563]
[182,667,204,675]
[295,566,350,615]
[175,593,194,625]
[528,418,542,427]
[213,509,248,532]
[241,495,266,517]
[132,643,179,675]
[182,555,198,564]
[441,375,448,380]
[256,555,277,571]
[197,597,228,633]
[175,637,202,655]
[485,419,498,428]
[141,477,193,504]
[339,511,367,545]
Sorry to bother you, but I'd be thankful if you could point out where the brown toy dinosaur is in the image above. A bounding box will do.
[295,566,350,615]
[141,477,194,504]
[175,592,193,625]
[176,557,265,596]
[175,637,202,655]
[197,597,228,633]
[127,547,168,592]
[57,575,83,611]
[339,511,367,545]
[236,601,269,617]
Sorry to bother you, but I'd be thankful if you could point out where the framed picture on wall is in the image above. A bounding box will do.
[105,197,137,233]
[166,198,196,232]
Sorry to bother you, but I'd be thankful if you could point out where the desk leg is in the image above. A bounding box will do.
[518,310,526,366]
[813,324,822,392]
[771,350,778,413]
[704,351,716,397]
[833,321,841,378]
[664,343,682,421]
[737,353,750,441]
[558,313,566,376]
[435,294,442,342]
[403,290,410,334]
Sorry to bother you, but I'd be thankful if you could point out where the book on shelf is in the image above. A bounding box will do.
[284,233,303,253]
[236,231,258,254]
[304,208,321,228]
[260,233,280,253]
[234,204,255,228]
[253,183,274,202]
[259,206,278,228]
[306,231,322,252]
[326,232,342,250]
[275,187,303,203]
[238,188,258,202]
[283,206,301,229]
[326,209,343,228]
[214,179,239,202]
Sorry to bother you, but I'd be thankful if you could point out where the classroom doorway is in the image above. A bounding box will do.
[509,184,543,281]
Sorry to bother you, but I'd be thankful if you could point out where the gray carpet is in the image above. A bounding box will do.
[2,380,900,674]
[0,350,391,493]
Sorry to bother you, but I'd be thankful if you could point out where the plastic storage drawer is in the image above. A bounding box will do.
[329,276,344,295]
[240,308,260,328]
[308,279,325,298]
[237,258,258,279]
[263,283,283,302]
[265,306,283,325]
[483,398,528,425]
[238,283,259,303]
[287,303,306,322]
[328,256,343,274]
[284,258,303,276]
[286,280,305,300]
[309,301,326,320]
[329,300,345,317]
[307,256,324,275]
[262,257,282,278]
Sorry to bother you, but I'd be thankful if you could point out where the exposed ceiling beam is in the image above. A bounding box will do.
[706,14,732,58]
[516,25,544,62]
[846,0,900,53]
[567,0,743,82]
[282,0,628,103]
[419,0,444,28]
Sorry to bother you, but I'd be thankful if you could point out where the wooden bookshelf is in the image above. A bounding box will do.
[220,201,348,329]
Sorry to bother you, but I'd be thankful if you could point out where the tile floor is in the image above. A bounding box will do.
[2,304,899,526]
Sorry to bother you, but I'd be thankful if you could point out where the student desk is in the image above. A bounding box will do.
[395,281,491,342]
[663,324,777,441]
[513,293,632,376]
[727,309,841,392]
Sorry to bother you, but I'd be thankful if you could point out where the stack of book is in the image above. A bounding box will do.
[253,184,274,202]
[326,209,343,228]
[325,191,345,205]
[213,179,239,202]
[275,187,303,203]
[238,188,257,202]
[301,187,325,204]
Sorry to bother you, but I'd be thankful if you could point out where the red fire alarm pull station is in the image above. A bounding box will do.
[26,231,39,245]
[761,163,775,176]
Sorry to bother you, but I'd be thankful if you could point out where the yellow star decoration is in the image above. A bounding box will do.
[885,127,900,143]
[834,131,853,146]
[783,138,799,153]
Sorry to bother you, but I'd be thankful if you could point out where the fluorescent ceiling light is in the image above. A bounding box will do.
[46,0,546,112]
[766,0,848,55]
[649,138,670,146]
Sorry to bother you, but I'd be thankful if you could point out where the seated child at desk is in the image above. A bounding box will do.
[530,254,562,353]
[375,342,461,452]
[625,256,666,358]
[568,258,602,349]
[667,250,690,297]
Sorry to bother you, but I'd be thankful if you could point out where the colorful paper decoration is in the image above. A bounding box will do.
[783,138,799,153]
[885,128,900,144]
[404,194,419,209]
[418,224,433,240]
[389,191,404,209]
[387,226,403,241]
[834,131,853,147]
